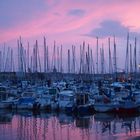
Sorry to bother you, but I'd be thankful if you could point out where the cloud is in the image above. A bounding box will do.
[86,20,140,39]
[1,0,140,44]
[68,9,85,17]
[86,20,130,38]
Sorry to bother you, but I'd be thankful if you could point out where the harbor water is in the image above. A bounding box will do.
[0,110,140,140]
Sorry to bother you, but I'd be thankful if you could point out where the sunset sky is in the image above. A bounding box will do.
[0,0,140,72]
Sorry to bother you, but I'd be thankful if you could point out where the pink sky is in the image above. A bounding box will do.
[0,0,140,72]
[1,0,140,43]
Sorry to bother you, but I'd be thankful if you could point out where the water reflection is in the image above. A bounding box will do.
[0,111,140,140]
[76,116,92,129]
[0,110,13,124]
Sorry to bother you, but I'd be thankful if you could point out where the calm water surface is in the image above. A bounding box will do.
[0,110,140,140]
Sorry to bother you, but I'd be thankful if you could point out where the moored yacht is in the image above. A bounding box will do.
[75,92,94,115]
[58,90,75,112]
[12,91,36,110]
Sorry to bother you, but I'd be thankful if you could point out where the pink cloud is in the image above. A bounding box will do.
[1,0,140,44]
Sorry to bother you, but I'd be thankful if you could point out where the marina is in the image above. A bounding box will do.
[1,1,140,139]
[0,33,140,114]
[0,76,140,113]
[0,35,140,140]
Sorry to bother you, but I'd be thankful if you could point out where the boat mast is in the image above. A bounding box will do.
[68,49,70,73]
[57,46,60,72]
[82,41,85,74]
[87,44,90,74]
[60,45,63,73]
[10,48,13,72]
[113,36,117,80]
[96,37,99,74]
[101,44,104,75]
[4,47,10,72]
[133,37,137,74]
[44,37,47,73]
[90,49,95,75]
[11,48,15,72]
[125,33,129,78]
[34,40,38,72]
[52,41,56,72]
[17,40,20,73]
[130,44,133,73]
[108,38,113,75]
[46,45,49,72]
[2,43,6,72]
[79,45,82,74]
[37,42,41,73]
[27,42,30,73]
[72,45,76,74]
[23,48,27,74]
